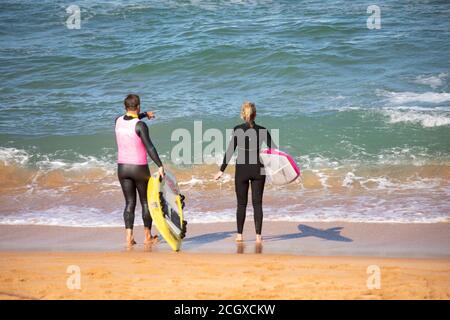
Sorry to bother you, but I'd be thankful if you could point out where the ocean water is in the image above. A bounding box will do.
[0,0,449,226]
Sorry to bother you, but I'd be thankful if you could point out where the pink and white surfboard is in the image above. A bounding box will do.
[260,148,300,185]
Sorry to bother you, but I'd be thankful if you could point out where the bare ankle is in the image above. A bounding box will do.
[126,229,136,245]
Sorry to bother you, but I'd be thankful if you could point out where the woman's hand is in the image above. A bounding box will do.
[214,171,223,180]
[146,111,155,119]
[158,166,165,178]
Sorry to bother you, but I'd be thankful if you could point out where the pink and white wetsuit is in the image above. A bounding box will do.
[115,114,163,230]
[115,116,148,165]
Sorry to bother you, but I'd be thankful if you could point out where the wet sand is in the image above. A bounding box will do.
[0,222,449,299]
[1,222,449,257]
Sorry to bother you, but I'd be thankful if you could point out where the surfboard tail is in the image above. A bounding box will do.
[147,171,187,251]
[260,148,301,185]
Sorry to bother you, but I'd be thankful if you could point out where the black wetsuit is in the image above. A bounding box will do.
[115,113,163,229]
[220,122,276,235]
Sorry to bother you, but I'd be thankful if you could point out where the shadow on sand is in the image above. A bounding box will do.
[184,231,235,245]
[183,224,352,245]
[265,224,353,243]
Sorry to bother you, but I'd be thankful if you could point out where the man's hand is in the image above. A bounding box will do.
[146,111,155,119]
[158,166,165,178]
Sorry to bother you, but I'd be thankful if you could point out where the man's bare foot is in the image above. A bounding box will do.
[144,235,159,245]
[236,242,245,254]
[126,238,137,247]
[255,234,262,244]
[126,229,136,247]
[235,234,243,242]
[144,228,159,245]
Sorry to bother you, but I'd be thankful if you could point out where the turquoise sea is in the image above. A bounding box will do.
[0,1,449,226]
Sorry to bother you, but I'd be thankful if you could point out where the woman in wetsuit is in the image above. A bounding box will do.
[214,102,276,244]
[115,94,165,247]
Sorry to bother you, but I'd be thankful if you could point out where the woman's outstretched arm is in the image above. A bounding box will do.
[266,129,277,149]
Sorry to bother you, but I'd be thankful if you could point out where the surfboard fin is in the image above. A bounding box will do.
[180,194,186,209]
[159,192,169,217]
[180,220,188,239]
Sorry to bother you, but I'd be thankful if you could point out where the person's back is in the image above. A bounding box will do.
[222,122,274,171]
[115,116,147,165]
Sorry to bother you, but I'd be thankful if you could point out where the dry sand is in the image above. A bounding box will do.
[0,252,449,300]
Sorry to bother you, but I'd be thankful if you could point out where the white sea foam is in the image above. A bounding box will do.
[382,108,450,127]
[35,154,115,174]
[178,173,233,187]
[0,147,115,173]
[311,169,331,188]
[178,177,204,186]
[356,175,442,191]
[379,90,450,104]
[0,206,123,228]
[341,171,365,187]
[0,147,30,165]
[414,73,448,89]
[1,196,448,227]
[0,148,448,226]
[299,154,340,170]
[219,173,233,184]
[272,200,449,224]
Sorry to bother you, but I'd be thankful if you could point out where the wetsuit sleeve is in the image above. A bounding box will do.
[266,129,277,149]
[220,129,237,172]
[135,122,163,167]
[138,112,147,120]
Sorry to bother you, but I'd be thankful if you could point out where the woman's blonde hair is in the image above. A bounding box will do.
[240,101,256,124]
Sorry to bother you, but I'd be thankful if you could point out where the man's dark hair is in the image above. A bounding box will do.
[124,94,140,110]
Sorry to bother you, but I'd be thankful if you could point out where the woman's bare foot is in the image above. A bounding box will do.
[255,234,262,244]
[235,234,243,242]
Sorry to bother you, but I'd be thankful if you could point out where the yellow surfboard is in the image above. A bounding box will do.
[147,170,186,251]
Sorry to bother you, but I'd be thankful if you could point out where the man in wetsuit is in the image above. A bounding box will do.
[115,94,165,247]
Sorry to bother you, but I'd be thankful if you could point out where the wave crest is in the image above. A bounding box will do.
[383,108,450,127]
[379,90,450,104]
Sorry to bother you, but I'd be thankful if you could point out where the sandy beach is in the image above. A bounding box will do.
[1,251,450,300]
[1,222,449,300]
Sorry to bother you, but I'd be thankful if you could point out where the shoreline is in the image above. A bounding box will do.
[1,221,449,258]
